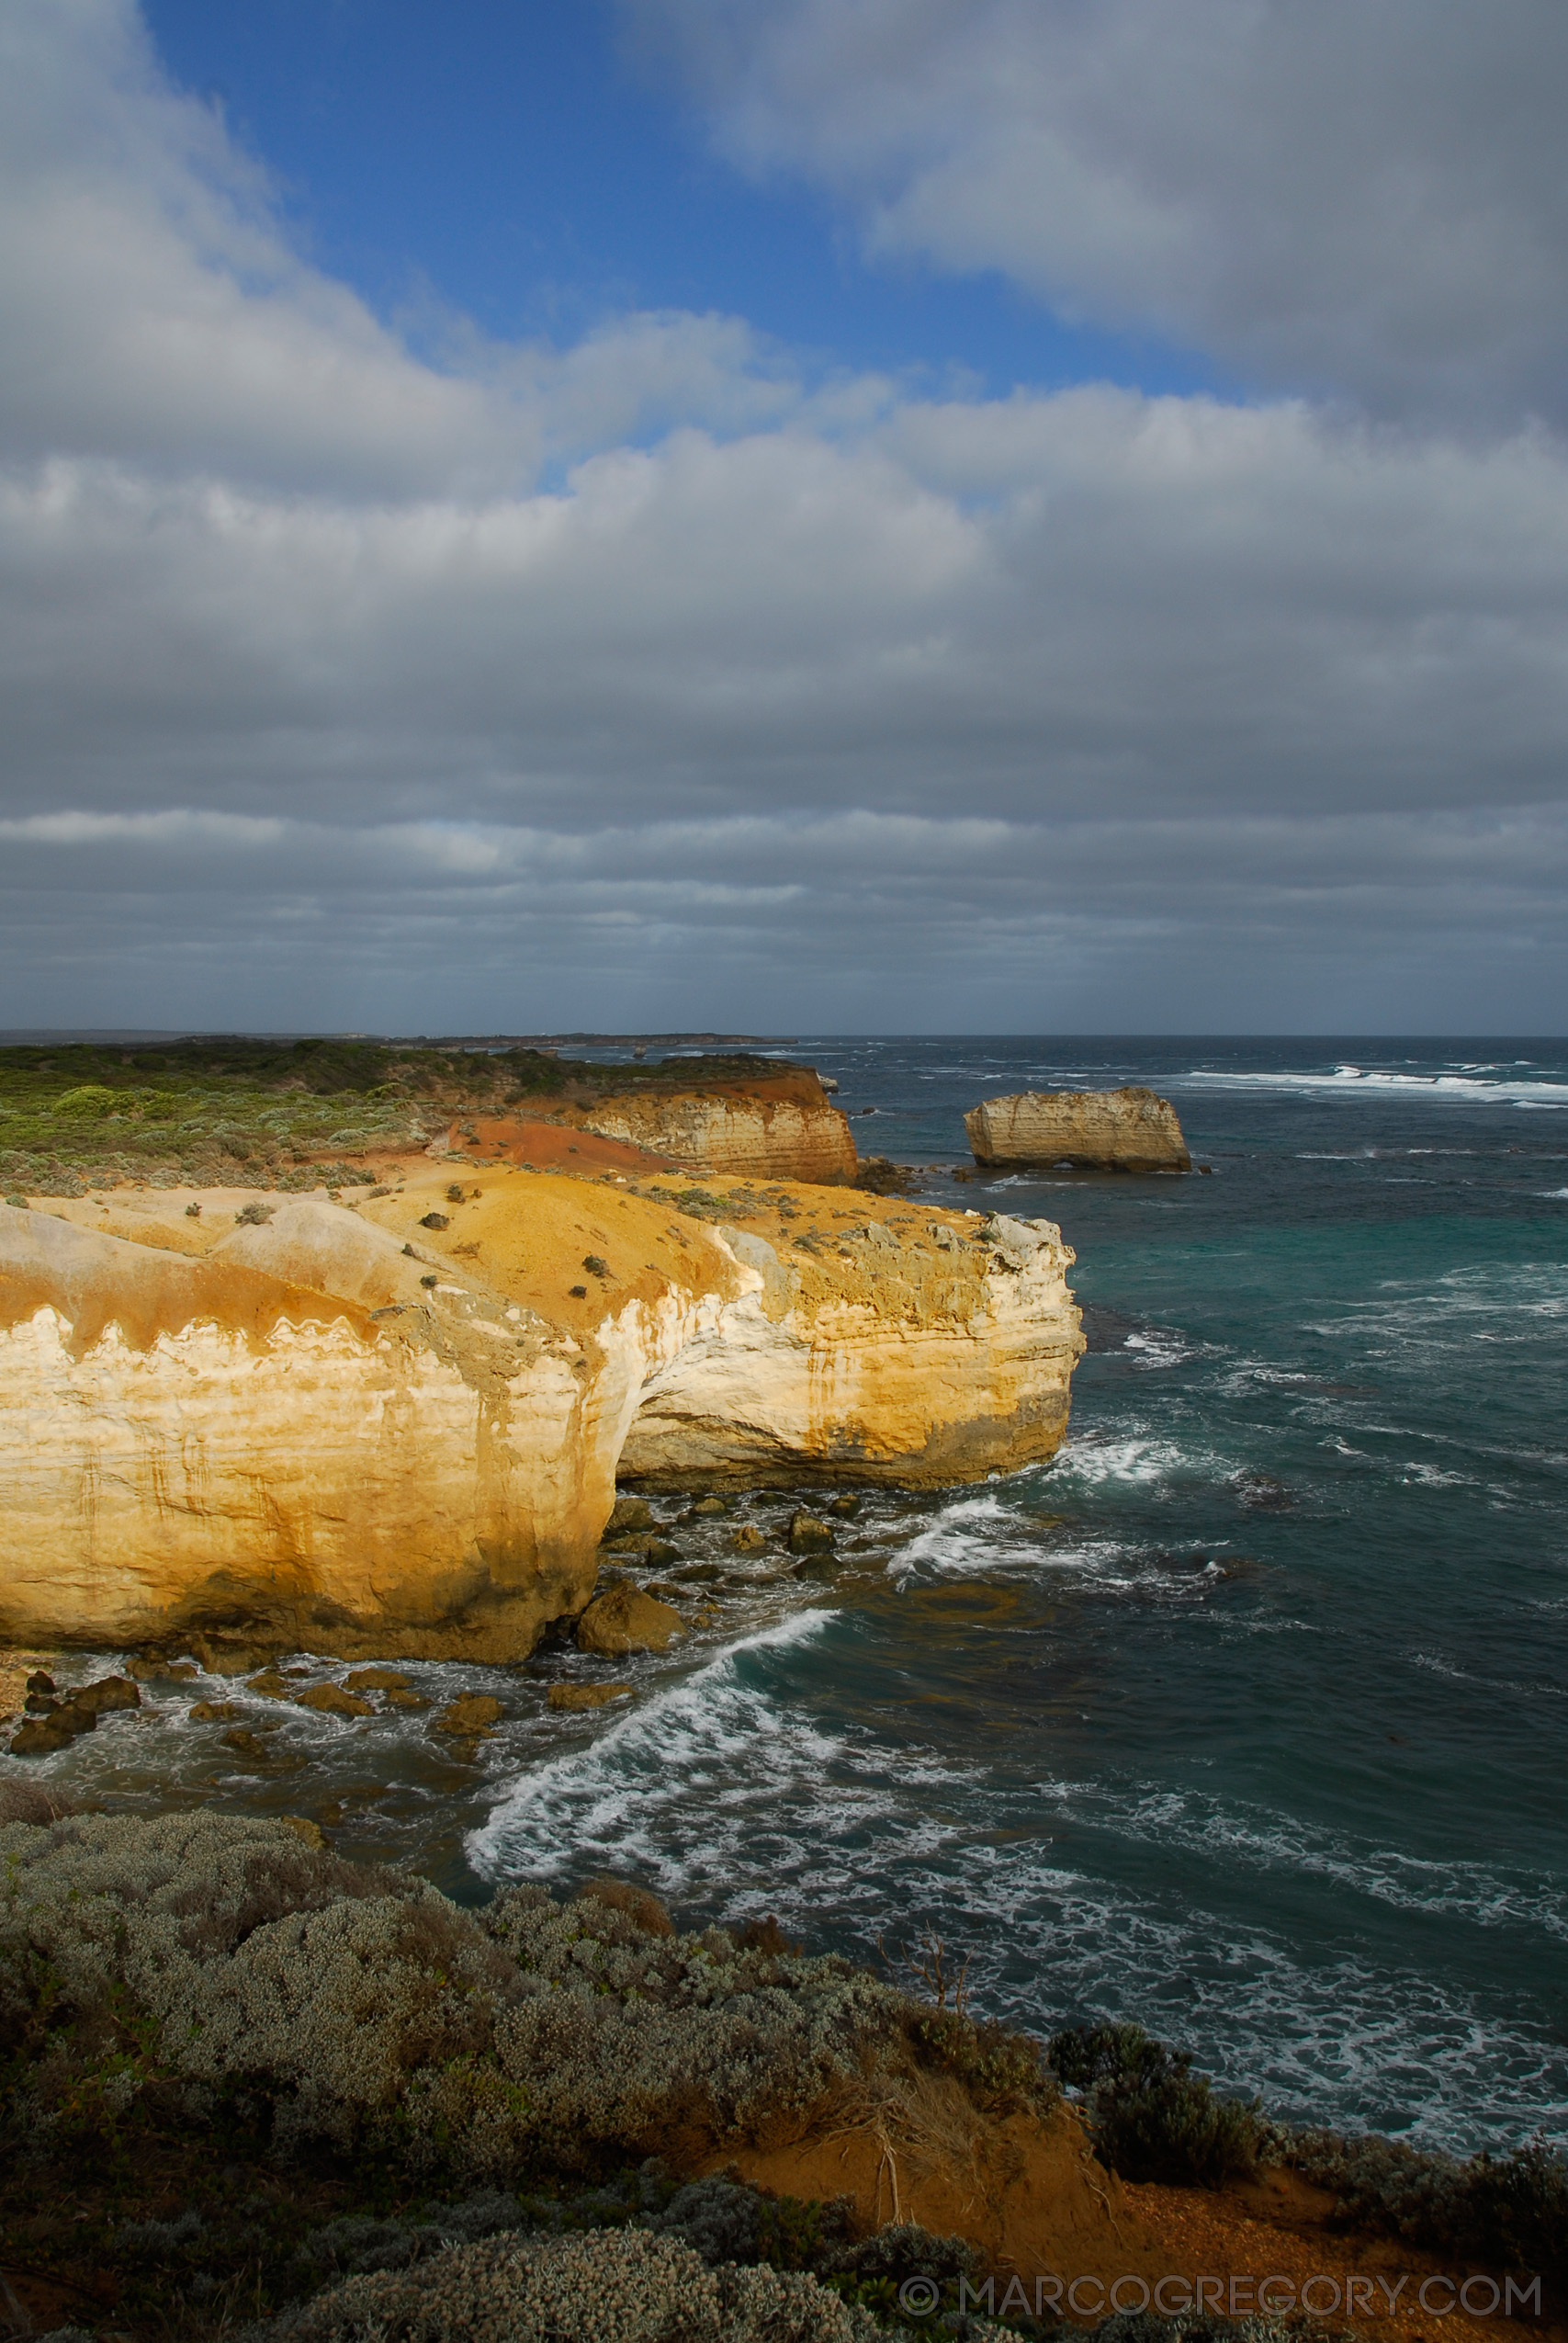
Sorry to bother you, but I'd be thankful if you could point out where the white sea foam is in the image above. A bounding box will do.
[1083,1783,1568,1941]
[468,1608,838,1883]
[1184,1065,1568,1108]
[1048,1432,1218,1488]
[1122,1329,1195,1366]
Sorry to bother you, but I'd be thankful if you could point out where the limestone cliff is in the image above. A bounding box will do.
[964,1086,1190,1172]
[570,1068,858,1183]
[0,1171,1080,1660]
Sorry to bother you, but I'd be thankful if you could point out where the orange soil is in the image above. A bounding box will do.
[717,2105,1559,2339]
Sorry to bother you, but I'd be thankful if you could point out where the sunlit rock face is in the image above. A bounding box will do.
[964,1087,1191,1172]
[572,1069,859,1184]
[0,1176,1081,1660]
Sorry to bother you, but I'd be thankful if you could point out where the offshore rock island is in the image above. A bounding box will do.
[965,1085,1191,1172]
[0,1039,1082,1662]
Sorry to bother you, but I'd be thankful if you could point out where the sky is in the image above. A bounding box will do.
[4,0,1568,1035]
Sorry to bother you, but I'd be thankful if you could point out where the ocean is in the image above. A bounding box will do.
[23,1038,1568,2155]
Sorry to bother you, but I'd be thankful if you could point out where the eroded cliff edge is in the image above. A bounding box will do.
[0,1167,1081,1661]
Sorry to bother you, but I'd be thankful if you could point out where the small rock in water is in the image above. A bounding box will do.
[732,1522,768,1554]
[690,1494,728,1516]
[434,1694,504,1737]
[24,1692,57,1715]
[384,1687,429,1710]
[246,1670,292,1701]
[344,1667,410,1692]
[605,1496,653,1536]
[25,1670,55,1695]
[70,1675,141,1715]
[9,1711,87,1756]
[220,1726,273,1762]
[787,1509,835,1554]
[1231,1468,1294,1511]
[576,1584,682,1656]
[827,1493,862,1517]
[188,1700,243,1722]
[547,1682,633,1711]
[644,1537,682,1567]
[295,1683,375,1719]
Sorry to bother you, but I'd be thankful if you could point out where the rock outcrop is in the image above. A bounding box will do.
[0,1170,1081,1661]
[964,1087,1191,1172]
[571,1068,858,1183]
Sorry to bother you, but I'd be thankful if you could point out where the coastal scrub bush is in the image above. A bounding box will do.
[0,1812,1025,2193]
[1047,2023,1259,2188]
[1285,2125,1568,2276]
[254,2225,907,2343]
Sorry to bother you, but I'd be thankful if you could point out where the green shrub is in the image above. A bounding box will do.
[1047,2022,1259,2188]
[51,1084,118,1117]
[0,1814,964,2188]
[1287,2126,1568,2275]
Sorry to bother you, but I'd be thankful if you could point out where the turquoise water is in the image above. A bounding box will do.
[17,1039,1568,2153]
[479,1039,1568,2152]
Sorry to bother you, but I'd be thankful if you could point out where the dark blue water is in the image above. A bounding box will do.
[22,1038,1568,2153]
[479,1039,1568,2152]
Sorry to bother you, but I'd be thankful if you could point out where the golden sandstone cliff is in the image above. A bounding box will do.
[0,1157,1081,1662]
[568,1065,859,1183]
[965,1085,1191,1172]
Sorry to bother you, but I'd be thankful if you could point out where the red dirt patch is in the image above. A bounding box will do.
[716,2104,1559,2341]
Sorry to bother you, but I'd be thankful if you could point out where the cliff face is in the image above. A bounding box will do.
[965,1086,1191,1172]
[0,1175,1080,1660]
[571,1070,858,1183]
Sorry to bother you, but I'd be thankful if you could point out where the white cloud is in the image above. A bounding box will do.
[2,0,1568,1030]
[628,0,1568,425]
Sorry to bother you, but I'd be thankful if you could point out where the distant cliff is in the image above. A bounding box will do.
[570,1067,858,1184]
[965,1087,1191,1172]
[0,1173,1080,1661]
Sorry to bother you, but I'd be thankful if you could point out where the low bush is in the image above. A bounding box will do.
[1047,2022,1259,2188]
[0,1812,1032,2192]
[254,2224,899,2343]
[1286,2125,1568,2277]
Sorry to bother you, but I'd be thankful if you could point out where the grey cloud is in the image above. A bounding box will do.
[628,0,1568,426]
[3,2,1568,1031]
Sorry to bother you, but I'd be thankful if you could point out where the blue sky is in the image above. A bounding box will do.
[3,0,1568,1033]
[140,0,1224,406]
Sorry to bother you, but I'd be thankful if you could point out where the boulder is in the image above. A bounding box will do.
[787,1510,835,1554]
[70,1675,141,1715]
[732,1523,768,1554]
[576,1584,682,1656]
[547,1681,633,1711]
[8,1713,83,1755]
[344,1666,410,1692]
[964,1086,1190,1172]
[294,1683,374,1718]
[434,1693,504,1736]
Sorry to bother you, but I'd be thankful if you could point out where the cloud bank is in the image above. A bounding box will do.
[3,0,1568,1031]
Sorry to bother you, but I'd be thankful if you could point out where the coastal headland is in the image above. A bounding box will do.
[0,1040,1082,1662]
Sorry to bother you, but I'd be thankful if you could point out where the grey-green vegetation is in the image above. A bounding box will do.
[2,1802,1562,2340]
[0,1038,792,1194]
